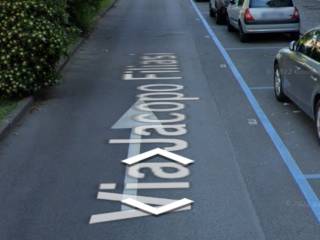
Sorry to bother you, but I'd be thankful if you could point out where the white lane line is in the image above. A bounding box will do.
[99,183,117,190]
[126,68,179,70]
[138,65,179,68]
[144,53,175,55]
[225,47,283,51]
[125,182,190,189]
[140,70,180,73]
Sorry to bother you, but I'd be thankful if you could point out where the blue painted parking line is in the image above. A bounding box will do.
[190,0,320,223]
[305,174,320,180]
[250,86,273,90]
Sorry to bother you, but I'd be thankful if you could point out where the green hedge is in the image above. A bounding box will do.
[0,0,109,99]
[0,1,72,97]
[67,0,105,32]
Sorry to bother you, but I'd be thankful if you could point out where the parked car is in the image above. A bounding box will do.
[209,0,230,24]
[226,0,300,42]
[274,28,320,141]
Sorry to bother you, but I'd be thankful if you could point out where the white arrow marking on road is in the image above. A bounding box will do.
[122,147,194,166]
[111,100,160,210]
[89,191,192,224]
[122,198,194,216]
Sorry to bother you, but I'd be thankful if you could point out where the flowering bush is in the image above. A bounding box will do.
[0,0,71,97]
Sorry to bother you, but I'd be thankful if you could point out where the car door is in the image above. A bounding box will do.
[228,0,244,27]
[283,31,315,111]
[291,31,319,115]
[301,31,320,116]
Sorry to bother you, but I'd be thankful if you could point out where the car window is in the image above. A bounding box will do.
[249,0,293,8]
[296,31,316,58]
[311,31,320,62]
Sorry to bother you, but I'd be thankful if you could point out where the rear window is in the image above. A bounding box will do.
[250,0,293,8]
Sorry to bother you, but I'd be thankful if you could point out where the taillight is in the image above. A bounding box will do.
[244,8,254,22]
[292,7,300,21]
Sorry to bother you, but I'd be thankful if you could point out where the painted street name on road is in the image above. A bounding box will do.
[90,53,199,224]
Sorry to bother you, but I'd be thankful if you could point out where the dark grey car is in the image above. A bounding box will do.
[274,28,320,141]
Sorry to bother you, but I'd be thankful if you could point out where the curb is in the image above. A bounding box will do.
[96,0,118,24]
[0,97,34,141]
[57,0,118,71]
[0,0,117,141]
[57,38,84,72]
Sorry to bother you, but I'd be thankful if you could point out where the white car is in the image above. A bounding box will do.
[226,0,300,42]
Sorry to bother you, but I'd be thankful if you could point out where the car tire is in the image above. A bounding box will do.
[274,64,289,102]
[239,24,249,42]
[216,11,224,24]
[209,3,215,17]
[315,101,320,143]
[290,32,300,40]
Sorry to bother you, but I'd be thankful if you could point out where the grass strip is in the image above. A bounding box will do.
[0,100,18,122]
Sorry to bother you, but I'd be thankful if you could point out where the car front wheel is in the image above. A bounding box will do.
[290,32,300,40]
[216,11,224,24]
[274,65,288,102]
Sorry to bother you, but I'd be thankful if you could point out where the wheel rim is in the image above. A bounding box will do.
[274,68,282,96]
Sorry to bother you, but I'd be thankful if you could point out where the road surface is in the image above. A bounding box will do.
[0,0,320,239]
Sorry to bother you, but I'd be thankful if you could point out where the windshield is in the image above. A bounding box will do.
[250,0,294,8]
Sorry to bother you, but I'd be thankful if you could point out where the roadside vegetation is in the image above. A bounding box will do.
[0,101,17,122]
[0,0,113,121]
[68,0,112,33]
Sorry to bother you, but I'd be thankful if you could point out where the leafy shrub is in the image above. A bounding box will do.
[67,0,102,32]
[0,0,71,97]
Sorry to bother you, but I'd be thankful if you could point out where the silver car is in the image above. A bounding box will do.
[274,28,320,141]
[226,0,300,42]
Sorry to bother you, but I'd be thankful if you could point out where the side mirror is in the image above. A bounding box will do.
[289,41,296,51]
[230,0,236,4]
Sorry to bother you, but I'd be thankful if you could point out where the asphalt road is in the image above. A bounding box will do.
[1,0,320,239]
[294,0,320,32]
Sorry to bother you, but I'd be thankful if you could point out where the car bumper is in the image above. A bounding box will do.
[243,23,300,34]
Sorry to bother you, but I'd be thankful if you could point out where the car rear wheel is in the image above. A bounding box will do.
[316,101,320,142]
[216,11,224,24]
[274,65,288,102]
[239,24,248,42]
[209,3,215,17]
